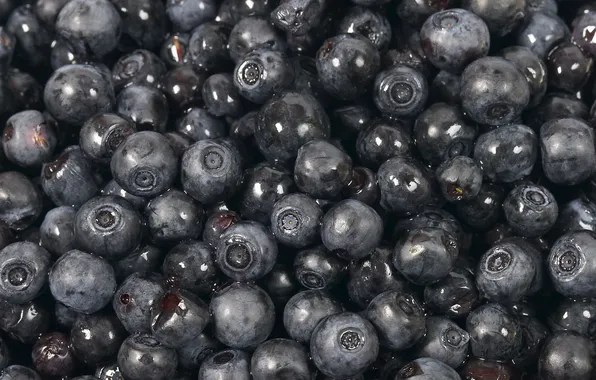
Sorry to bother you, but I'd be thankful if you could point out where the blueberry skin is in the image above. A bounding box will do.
[111,131,178,198]
[209,282,275,349]
[271,0,324,36]
[227,16,285,63]
[102,179,148,210]
[539,332,596,380]
[517,11,569,59]
[166,0,216,32]
[0,171,42,230]
[42,146,100,207]
[177,332,221,371]
[270,193,322,248]
[202,73,244,118]
[548,231,596,299]
[74,195,144,260]
[512,314,550,369]
[31,331,76,378]
[294,246,346,290]
[527,92,589,130]
[0,300,50,344]
[294,139,353,199]
[474,124,538,183]
[476,238,542,304]
[463,0,525,36]
[116,85,169,132]
[430,70,461,105]
[366,291,426,350]
[466,303,523,361]
[424,265,478,318]
[160,32,190,69]
[527,0,558,14]
[49,38,87,70]
[251,339,311,380]
[343,166,380,206]
[49,249,116,314]
[111,49,166,93]
[316,34,380,101]
[501,46,548,108]
[199,349,250,380]
[202,210,241,247]
[396,358,461,380]
[436,156,482,202]
[175,107,226,142]
[113,244,163,282]
[44,64,115,126]
[356,119,411,169]
[118,333,178,380]
[145,189,204,246]
[0,365,41,380]
[373,65,428,118]
[70,313,126,365]
[461,57,530,125]
[264,263,299,306]
[413,103,477,167]
[558,197,596,236]
[2,110,57,167]
[112,0,167,52]
[337,6,391,50]
[188,22,231,73]
[236,162,294,223]
[255,91,330,163]
[414,316,469,369]
[546,43,593,94]
[150,289,209,348]
[95,362,125,380]
[503,184,558,238]
[548,298,596,338]
[0,336,8,370]
[456,182,505,231]
[283,290,343,344]
[79,113,136,165]
[310,312,379,378]
[0,27,14,72]
[5,5,51,69]
[35,0,70,30]
[181,138,243,205]
[321,199,383,260]
[215,220,278,281]
[160,66,206,115]
[420,9,490,73]
[234,48,295,105]
[572,11,596,58]
[0,242,51,304]
[55,0,121,58]
[541,118,596,186]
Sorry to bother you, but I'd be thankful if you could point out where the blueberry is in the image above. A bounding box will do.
[538,332,596,380]
[474,124,538,183]
[199,349,250,380]
[337,6,391,50]
[71,313,126,365]
[79,113,136,165]
[49,249,116,314]
[476,238,542,303]
[461,57,530,125]
[31,332,76,378]
[503,184,558,237]
[463,0,525,36]
[331,103,374,142]
[466,303,523,361]
[43,64,115,126]
[202,73,244,117]
[548,298,596,338]
[546,43,593,94]
[374,65,428,118]
[271,0,324,36]
[150,289,210,348]
[160,32,190,68]
[102,179,148,210]
[5,5,51,68]
[74,195,144,260]
[413,103,477,166]
[436,156,482,202]
[270,193,322,248]
[181,138,243,205]
[116,85,170,132]
[366,291,426,350]
[111,49,166,93]
[527,0,558,14]
[396,358,461,380]
[527,92,589,130]
[145,189,204,246]
[420,9,490,73]
[188,22,231,73]
[456,182,506,231]
[177,332,221,371]
[0,27,14,72]
[215,220,277,281]
[0,336,8,370]
[294,245,346,290]
[176,107,226,142]
[164,132,193,157]
[0,365,41,380]
[34,0,71,31]
[118,333,178,380]
[202,210,241,247]
[356,120,410,169]
[501,45,548,108]
[113,244,163,282]
[163,240,217,296]
[572,11,596,58]
[310,312,379,378]
[255,91,330,163]
[342,166,380,206]
[283,290,343,344]
[0,242,51,304]
[251,338,311,380]
[512,314,550,369]
[236,162,294,223]
[316,34,380,101]
[517,11,569,59]
[166,0,216,32]
[0,300,50,344]
[228,16,285,63]
[113,272,165,334]
[540,118,596,186]
[414,316,469,368]
[111,131,178,198]
[94,362,125,380]
[2,110,57,168]
[321,199,383,260]
[160,66,206,114]
[112,0,166,51]
[0,171,42,230]
[209,282,275,349]
[264,264,299,305]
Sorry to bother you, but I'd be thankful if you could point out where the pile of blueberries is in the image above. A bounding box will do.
[5,0,596,379]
